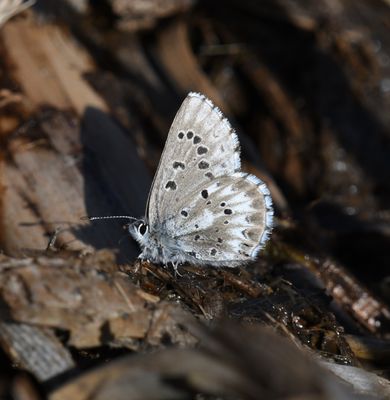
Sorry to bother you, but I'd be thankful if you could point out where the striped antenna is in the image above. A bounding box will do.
[81,216,139,222]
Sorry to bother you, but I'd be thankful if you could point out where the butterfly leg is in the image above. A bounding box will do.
[135,254,147,273]
[170,260,183,277]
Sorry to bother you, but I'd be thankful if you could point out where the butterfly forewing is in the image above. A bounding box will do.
[147,92,240,227]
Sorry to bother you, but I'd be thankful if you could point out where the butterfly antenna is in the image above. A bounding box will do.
[81,215,139,222]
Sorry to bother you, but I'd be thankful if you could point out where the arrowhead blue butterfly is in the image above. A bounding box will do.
[88,92,273,269]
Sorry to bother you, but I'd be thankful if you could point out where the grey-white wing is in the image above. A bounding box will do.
[164,172,274,267]
[147,92,240,227]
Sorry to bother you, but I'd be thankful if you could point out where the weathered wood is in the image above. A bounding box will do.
[0,322,75,381]
[1,17,152,257]
[0,1,389,398]
[1,17,107,114]
[0,252,197,349]
[50,323,372,400]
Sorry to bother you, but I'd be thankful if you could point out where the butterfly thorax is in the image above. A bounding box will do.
[129,221,185,265]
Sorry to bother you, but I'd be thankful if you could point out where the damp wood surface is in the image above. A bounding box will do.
[0,1,390,399]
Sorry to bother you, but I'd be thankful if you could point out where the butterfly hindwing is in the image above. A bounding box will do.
[164,172,273,266]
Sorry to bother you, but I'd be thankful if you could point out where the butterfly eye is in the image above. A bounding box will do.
[139,223,148,236]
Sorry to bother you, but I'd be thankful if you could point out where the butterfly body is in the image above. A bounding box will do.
[130,220,190,266]
[129,92,273,268]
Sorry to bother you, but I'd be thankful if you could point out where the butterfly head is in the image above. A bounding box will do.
[84,215,150,246]
[129,219,150,247]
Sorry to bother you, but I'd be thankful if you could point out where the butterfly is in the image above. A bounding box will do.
[89,93,273,269]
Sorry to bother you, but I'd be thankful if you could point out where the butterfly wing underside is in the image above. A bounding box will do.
[166,172,273,266]
[146,92,273,266]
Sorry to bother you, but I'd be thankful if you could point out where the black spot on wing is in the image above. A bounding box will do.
[173,161,185,170]
[198,161,209,169]
[197,146,208,155]
[165,181,177,190]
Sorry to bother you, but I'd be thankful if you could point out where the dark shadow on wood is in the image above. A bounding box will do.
[75,107,152,262]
